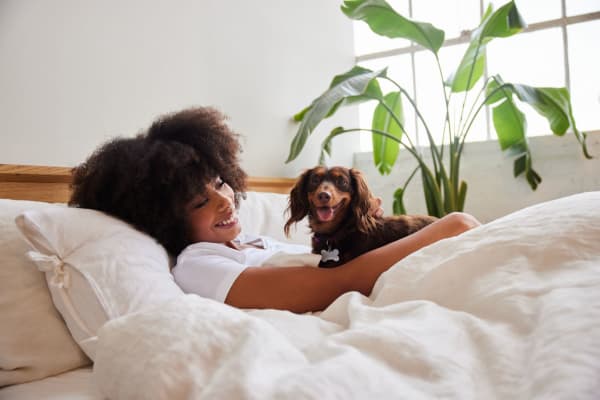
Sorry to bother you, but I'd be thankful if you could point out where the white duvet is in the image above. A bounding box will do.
[93,192,600,399]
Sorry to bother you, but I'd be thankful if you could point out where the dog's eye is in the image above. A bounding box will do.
[309,174,322,188]
[336,176,349,189]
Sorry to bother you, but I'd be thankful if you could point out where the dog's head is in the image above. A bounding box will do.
[284,166,378,236]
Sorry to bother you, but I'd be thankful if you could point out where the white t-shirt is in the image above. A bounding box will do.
[172,234,318,302]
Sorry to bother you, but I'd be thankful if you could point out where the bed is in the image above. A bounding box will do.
[1,163,599,399]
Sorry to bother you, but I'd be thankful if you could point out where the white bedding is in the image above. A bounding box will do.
[0,367,98,400]
[92,192,600,399]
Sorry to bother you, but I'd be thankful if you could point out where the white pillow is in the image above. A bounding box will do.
[0,199,89,387]
[239,191,310,245]
[15,206,184,361]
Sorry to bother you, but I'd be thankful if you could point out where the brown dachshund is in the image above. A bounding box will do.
[284,166,437,267]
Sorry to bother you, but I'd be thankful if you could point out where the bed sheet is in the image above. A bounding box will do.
[0,367,99,400]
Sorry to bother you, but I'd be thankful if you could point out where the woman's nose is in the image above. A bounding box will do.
[215,192,234,211]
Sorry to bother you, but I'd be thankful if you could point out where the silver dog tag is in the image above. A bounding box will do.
[320,248,340,263]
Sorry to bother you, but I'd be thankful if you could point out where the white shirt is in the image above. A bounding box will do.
[172,234,317,302]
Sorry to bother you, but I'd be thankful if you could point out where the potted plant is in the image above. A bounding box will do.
[285,0,591,217]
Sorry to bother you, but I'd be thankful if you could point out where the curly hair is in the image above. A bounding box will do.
[69,107,247,255]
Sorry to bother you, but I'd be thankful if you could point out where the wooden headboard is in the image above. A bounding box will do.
[0,164,295,203]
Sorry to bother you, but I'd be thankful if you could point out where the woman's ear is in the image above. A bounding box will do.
[284,169,311,237]
[350,168,378,235]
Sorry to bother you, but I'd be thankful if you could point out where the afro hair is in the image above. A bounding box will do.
[69,107,247,255]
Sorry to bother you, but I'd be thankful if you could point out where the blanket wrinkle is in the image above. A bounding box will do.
[93,192,600,399]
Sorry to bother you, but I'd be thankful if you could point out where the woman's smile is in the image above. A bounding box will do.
[186,177,242,243]
[215,214,239,228]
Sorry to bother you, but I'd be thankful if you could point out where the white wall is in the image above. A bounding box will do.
[354,131,600,222]
[1,1,598,220]
[0,0,358,177]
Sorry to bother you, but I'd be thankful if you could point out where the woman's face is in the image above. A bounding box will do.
[185,177,241,243]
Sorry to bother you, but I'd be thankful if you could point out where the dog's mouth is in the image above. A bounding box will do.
[315,201,344,222]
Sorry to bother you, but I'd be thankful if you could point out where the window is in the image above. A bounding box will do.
[354,0,600,151]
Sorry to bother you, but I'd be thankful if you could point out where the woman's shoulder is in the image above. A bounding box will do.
[177,241,243,263]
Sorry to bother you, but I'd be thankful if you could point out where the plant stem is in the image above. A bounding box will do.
[433,53,453,153]
[456,37,485,145]
[402,164,420,192]
[458,80,511,154]
[383,77,443,170]
[457,78,489,139]
[385,74,455,213]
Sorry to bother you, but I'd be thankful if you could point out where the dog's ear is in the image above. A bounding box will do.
[284,169,312,237]
[349,168,378,235]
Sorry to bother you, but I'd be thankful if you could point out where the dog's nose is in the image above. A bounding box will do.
[318,191,331,202]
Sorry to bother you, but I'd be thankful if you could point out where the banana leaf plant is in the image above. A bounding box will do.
[286,0,591,217]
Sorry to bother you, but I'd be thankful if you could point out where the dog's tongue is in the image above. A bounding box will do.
[317,207,334,222]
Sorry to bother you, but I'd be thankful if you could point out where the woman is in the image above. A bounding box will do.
[70,107,480,313]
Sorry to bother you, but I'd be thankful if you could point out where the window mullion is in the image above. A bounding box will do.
[481,0,491,140]
[408,0,420,148]
[561,0,571,92]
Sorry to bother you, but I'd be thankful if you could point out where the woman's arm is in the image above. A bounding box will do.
[225,212,480,313]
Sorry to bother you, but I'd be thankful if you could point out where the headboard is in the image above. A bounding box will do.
[0,164,296,202]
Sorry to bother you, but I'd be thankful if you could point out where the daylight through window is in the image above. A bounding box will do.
[354,0,600,151]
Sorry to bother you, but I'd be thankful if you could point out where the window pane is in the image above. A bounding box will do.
[568,20,600,132]
[489,0,561,24]
[412,0,481,39]
[487,28,565,136]
[353,0,411,56]
[357,55,415,151]
[567,0,600,16]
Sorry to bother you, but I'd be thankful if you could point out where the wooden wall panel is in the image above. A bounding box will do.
[0,164,294,202]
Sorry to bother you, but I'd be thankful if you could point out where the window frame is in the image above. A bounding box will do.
[354,1,600,146]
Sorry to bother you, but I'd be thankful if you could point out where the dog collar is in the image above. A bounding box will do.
[313,234,341,263]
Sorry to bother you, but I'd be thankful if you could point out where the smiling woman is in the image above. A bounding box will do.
[185,177,242,244]
[65,106,479,314]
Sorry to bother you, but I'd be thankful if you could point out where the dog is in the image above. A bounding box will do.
[284,166,437,267]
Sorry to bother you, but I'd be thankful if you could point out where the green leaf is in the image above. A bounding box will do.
[372,91,403,175]
[447,1,525,92]
[481,1,526,39]
[515,153,542,190]
[318,126,346,165]
[420,167,443,217]
[392,187,406,215]
[293,105,312,122]
[513,153,527,177]
[487,84,527,151]
[526,167,542,190]
[487,77,592,159]
[293,66,384,122]
[341,0,445,54]
[486,76,543,191]
[286,68,387,163]
[457,181,467,211]
[446,40,487,92]
[509,85,591,158]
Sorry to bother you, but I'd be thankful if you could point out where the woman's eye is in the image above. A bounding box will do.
[193,198,208,209]
[216,177,225,188]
